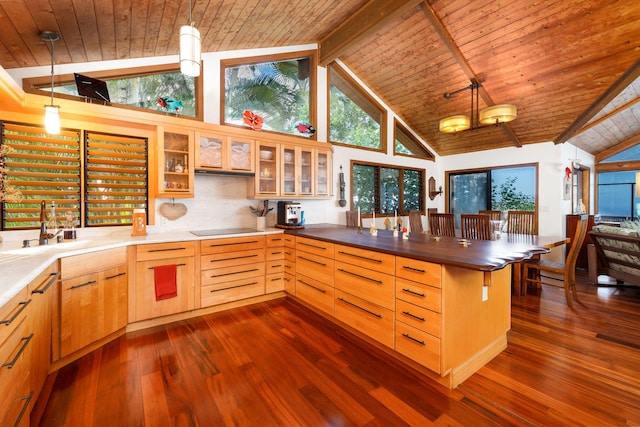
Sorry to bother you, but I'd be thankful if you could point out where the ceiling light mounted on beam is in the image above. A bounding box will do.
[439,82,517,134]
[39,31,61,135]
[180,0,201,77]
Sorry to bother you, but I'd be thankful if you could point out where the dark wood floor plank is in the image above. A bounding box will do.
[38,272,640,426]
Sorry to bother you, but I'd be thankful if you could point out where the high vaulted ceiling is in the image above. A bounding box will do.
[0,0,639,157]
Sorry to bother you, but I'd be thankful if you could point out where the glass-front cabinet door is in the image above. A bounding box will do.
[282,146,297,195]
[228,137,254,172]
[195,133,224,170]
[256,142,279,195]
[158,127,194,197]
[315,149,331,196]
[299,148,313,196]
[195,132,254,173]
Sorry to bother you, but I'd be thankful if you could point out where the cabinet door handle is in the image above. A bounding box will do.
[299,242,327,250]
[210,268,260,279]
[210,240,259,247]
[298,279,326,294]
[297,255,326,266]
[402,333,425,346]
[31,271,60,295]
[2,333,33,368]
[148,263,187,270]
[337,251,383,263]
[105,272,126,280]
[13,391,33,427]
[149,247,187,253]
[337,297,382,319]
[337,268,383,284]
[401,288,425,298]
[0,300,31,326]
[211,281,259,292]
[70,280,97,290]
[401,311,425,322]
[211,254,258,262]
[402,265,426,273]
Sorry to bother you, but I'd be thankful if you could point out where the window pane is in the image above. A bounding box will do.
[353,164,375,213]
[597,171,637,221]
[380,168,399,214]
[403,170,422,212]
[53,72,196,117]
[491,167,536,211]
[450,172,489,226]
[224,58,310,136]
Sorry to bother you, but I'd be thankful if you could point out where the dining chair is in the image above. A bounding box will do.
[521,214,589,306]
[507,210,538,235]
[429,213,455,237]
[478,210,502,221]
[409,210,427,234]
[346,210,359,227]
[461,214,492,240]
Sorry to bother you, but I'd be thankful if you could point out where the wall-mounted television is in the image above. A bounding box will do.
[74,73,110,103]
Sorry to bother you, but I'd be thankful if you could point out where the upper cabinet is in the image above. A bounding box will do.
[195,131,254,175]
[157,127,194,198]
[315,149,331,197]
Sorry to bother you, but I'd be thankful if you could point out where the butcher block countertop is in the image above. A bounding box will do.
[288,224,551,271]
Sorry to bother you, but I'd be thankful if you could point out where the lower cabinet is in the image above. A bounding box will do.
[283,235,296,294]
[295,237,334,315]
[59,248,128,358]
[265,234,286,293]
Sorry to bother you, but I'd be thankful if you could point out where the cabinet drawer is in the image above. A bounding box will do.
[61,247,126,279]
[283,234,295,248]
[335,290,394,348]
[335,244,395,275]
[201,263,265,286]
[200,236,265,255]
[266,259,285,275]
[296,251,334,286]
[296,274,334,316]
[284,247,296,261]
[396,300,441,337]
[266,246,285,261]
[395,256,441,288]
[284,273,295,294]
[395,321,441,373]
[335,262,395,310]
[266,273,285,293]
[266,234,286,247]
[136,242,195,262]
[296,236,334,257]
[0,288,29,346]
[201,249,265,270]
[396,277,441,312]
[201,276,265,307]
[284,259,296,275]
[0,316,31,418]
[0,370,31,427]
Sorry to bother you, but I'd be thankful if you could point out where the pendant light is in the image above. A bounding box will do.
[40,31,61,134]
[180,0,201,77]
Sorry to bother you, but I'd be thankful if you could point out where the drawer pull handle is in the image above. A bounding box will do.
[270,251,283,255]
[31,271,60,295]
[337,297,382,319]
[337,268,382,284]
[71,280,97,290]
[337,251,382,263]
[149,263,187,270]
[284,250,292,256]
[402,288,425,298]
[402,311,425,322]
[271,264,283,268]
[299,242,327,250]
[149,247,187,252]
[0,300,31,326]
[297,255,326,266]
[210,240,260,247]
[2,333,33,368]
[298,279,326,294]
[402,265,426,273]
[105,272,126,280]
[210,268,260,278]
[271,238,283,241]
[285,264,293,269]
[270,277,282,282]
[14,391,33,427]
[212,254,258,262]
[211,281,259,292]
[402,333,425,346]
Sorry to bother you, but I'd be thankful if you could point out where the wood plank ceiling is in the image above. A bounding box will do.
[0,0,639,157]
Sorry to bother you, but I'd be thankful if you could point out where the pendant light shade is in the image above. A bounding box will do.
[479,104,517,125]
[180,24,201,77]
[439,115,471,133]
[44,105,61,134]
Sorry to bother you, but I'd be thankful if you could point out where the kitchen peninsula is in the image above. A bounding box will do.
[0,224,551,426]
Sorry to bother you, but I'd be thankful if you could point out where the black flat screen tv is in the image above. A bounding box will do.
[74,73,110,103]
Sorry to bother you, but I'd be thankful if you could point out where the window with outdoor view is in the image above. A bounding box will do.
[352,161,424,215]
[329,64,386,151]
[394,119,434,160]
[222,52,315,137]
[596,144,640,221]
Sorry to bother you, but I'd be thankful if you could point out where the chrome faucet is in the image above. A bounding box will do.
[39,200,49,245]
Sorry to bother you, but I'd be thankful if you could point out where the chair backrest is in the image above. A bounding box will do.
[478,210,502,221]
[429,213,455,237]
[507,210,537,235]
[565,214,589,281]
[346,210,359,227]
[409,210,424,233]
[461,214,492,240]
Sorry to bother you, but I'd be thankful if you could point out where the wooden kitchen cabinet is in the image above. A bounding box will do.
[295,237,335,315]
[265,234,286,293]
[59,248,127,358]
[194,131,254,174]
[157,126,194,198]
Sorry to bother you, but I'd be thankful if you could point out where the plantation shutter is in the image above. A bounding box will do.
[84,131,147,226]
[1,123,81,230]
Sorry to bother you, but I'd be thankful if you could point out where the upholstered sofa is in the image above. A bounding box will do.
[588,221,640,286]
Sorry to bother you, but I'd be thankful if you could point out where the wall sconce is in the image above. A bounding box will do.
[40,31,61,134]
[338,165,346,207]
[180,0,201,77]
[428,176,442,200]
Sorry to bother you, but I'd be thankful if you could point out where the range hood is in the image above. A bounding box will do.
[195,168,255,177]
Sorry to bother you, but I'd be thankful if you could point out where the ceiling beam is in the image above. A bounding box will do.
[556,58,640,145]
[419,1,522,147]
[318,0,423,66]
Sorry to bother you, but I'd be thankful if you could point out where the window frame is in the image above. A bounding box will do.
[350,159,425,217]
[220,50,317,140]
[23,64,203,121]
[328,63,387,153]
[393,118,434,160]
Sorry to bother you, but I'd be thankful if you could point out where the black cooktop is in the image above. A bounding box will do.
[190,228,258,236]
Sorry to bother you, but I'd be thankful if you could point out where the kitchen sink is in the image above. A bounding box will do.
[1,239,92,255]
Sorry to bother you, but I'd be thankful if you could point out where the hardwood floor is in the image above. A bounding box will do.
[38,272,640,426]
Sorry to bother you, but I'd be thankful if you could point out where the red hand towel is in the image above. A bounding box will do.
[154,264,177,301]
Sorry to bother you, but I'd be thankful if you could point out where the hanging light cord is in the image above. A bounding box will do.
[49,37,55,107]
[188,0,194,25]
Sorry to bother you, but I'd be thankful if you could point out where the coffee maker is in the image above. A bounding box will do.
[277,201,303,227]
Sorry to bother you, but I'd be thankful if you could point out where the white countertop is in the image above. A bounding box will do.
[0,226,284,307]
